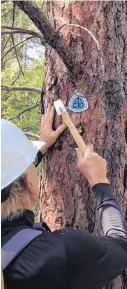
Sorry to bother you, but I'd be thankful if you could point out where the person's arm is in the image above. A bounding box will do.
[76,145,127,241]
[62,225,127,289]
[34,150,44,167]
[33,103,66,167]
[93,183,127,239]
[62,147,127,288]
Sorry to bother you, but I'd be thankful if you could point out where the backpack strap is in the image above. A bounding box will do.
[33,222,51,232]
[33,222,43,230]
[1,228,42,270]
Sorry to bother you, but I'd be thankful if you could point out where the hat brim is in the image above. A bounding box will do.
[1,140,46,190]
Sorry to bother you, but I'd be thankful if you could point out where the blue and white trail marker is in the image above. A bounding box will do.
[67,92,88,112]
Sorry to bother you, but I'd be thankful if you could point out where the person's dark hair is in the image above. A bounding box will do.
[1,184,12,203]
[1,173,29,221]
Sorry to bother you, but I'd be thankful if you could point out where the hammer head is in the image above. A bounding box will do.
[54,99,67,116]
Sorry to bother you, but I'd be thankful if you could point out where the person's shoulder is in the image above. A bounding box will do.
[29,227,100,261]
[25,228,69,258]
[39,227,90,243]
[29,227,89,254]
[7,228,67,281]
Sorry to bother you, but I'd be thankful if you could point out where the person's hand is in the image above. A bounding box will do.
[39,103,66,154]
[76,145,110,187]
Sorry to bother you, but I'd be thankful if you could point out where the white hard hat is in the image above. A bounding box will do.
[1,119,46,190]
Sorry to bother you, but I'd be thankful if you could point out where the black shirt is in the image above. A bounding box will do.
[1,184,127,289]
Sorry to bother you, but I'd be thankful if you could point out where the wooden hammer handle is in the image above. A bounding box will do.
[62,111,86,154]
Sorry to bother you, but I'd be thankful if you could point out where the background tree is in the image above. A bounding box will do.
[1,0,46,217]
[1,1,45,136]
[1,1,127,288]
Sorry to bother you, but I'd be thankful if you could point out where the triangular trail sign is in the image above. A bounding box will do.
[67,92,88,112]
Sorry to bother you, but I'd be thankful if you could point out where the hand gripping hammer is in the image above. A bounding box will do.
[54,99,86,154]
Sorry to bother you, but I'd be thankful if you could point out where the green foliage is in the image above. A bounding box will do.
[1,1,47,217]
[2,57,45,134]
[1,1,46,135]
[33,203,39,222]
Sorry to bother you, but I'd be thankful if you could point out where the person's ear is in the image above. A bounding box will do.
[25,175,33,195]
[24,164,39,202]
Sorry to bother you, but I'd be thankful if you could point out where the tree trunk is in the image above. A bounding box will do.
[38,1,127,288]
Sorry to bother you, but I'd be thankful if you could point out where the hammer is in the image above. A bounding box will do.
[54,99,86,154]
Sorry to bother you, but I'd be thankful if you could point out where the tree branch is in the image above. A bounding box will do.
[11,4,24,75]
[2,34,11,52]
[11,71,21,86]
[1,86,42,93]
[2,7,15,52]
[1,36,33,61]
[2,26,45,42]
[13,1,80,77]
[1,54,22,71]
[11,34,24,76]
[8,104,39,121]
[2,8,13,18]
[24,132,39,139]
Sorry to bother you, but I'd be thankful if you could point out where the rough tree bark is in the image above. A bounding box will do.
[15,1,127,289]
[40,2,127,289]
